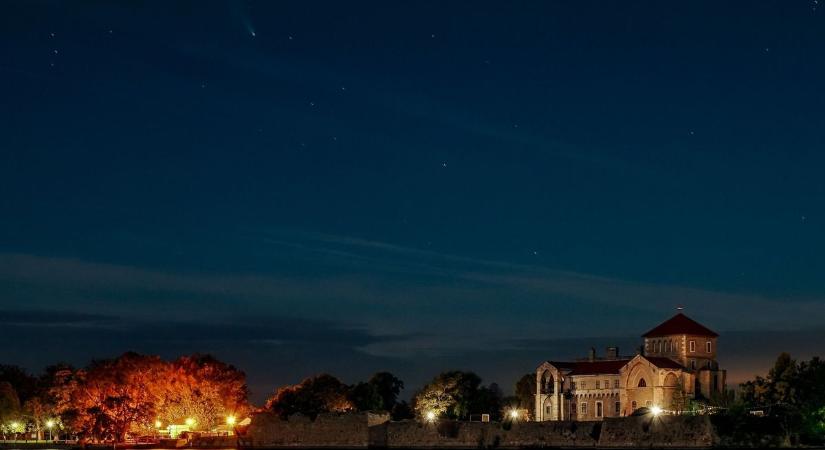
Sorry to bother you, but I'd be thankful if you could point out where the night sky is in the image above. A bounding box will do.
[2,1,825,403]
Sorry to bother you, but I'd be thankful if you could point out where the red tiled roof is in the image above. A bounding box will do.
[562,359,631,376]
[642,313,718,338]
[644,356,685,370]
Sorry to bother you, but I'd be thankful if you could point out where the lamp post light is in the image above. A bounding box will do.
[46,420,55,441]
[425,411,436,423]
[185,418,196,429]
[226,416,236,426]
[650,406,663,417]
[509,410,519,420]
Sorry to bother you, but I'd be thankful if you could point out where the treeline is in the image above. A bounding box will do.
[1,353,535,443]
[266,370,535,423]
[720,353,825,446]
[0,352,250,442]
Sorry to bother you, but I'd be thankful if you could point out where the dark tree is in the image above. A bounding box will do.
[348,382,383,411]
[514,373,536,411]
[266,374,353,419]
[368,372,404,411]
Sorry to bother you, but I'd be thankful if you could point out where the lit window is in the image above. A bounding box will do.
[706,341,712,353]
[689,340,696,352]
[580,402,587,416]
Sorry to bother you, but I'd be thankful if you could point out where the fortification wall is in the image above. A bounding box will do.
[598,415,715,447]
[243,413,715,448]
[243,411,389,448]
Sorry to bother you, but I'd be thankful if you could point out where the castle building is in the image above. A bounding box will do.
[535,313,726,421]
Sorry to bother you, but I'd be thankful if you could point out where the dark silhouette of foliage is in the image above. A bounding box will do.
[266,374,352,419]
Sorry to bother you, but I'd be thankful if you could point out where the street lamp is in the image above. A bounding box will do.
[185,418,196,428]
[226,416,236,426]
[650,406,663,417]
[509,410,519,420]
[46,420,55,441]
[425,411,436,422]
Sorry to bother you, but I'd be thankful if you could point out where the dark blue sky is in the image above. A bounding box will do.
[2,1,824,402]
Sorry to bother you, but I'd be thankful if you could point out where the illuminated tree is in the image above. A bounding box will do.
[158,354,250,430]
[413,371,484,420]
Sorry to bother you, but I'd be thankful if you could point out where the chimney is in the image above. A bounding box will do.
[606,346,619,360]
[588,347,596,362]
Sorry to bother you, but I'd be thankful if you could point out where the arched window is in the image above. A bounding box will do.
[638,378,647,388]
[540,370,554,394]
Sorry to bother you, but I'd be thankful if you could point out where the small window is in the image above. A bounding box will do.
[613,379,620,388]
[638,378,647,388]
[646,400,652,407]
[706,341,712,353]
[689,340,696,352]
[595,380,600,389]
[571,403,577,415]
[596,401,603,418]
[580,402,587,416]
[691,359,696,370]
[545,406,551,414]
[615,401,621,415]
[631,400,637,411]
[605,380,610,389]
[580,381,586,389]
[571,382,576,390]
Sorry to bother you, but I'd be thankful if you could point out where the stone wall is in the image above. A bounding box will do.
[381,420,600,448]
[243,413,715,448]
[242,411,389,448]
[598,415,715,447]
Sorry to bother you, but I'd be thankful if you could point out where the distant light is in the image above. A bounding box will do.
[226,415,236,425]
[46,420,55,428]
[425,411,436,422]
[155,420,162,428]
[651,406,663,416]
[11,422,19,428]
[510,410,519,419]
[185,418,196,427]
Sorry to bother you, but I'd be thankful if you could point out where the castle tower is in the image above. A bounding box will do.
[641,313,726,399]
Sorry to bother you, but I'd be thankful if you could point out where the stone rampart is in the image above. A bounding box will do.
[243,413,715,448]
[242,411,389,448]
[598,415,715,447]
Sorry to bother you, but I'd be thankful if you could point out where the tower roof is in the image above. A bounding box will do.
[642,313,719,338]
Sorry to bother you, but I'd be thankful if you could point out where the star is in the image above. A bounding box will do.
[441,162,447,168]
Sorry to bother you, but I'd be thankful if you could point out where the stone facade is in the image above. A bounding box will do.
[536,313,727,421]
